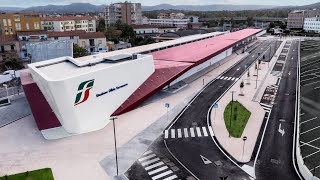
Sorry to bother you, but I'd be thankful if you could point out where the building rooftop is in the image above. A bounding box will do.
[0,35,17,44]
[17,30,48,36]
[132,24,158,29]
[41,16,96,21]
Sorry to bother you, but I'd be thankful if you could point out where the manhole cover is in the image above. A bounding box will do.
[171,166,180,172]
[214,160,223,166]
[270,158,280,164]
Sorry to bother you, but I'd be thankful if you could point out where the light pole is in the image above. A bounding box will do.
[110,116,119,177]
[242,136,247,161]
[229,91,236,137]
[255,62,259,89]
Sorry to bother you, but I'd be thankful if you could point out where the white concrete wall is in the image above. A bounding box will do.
[169,47,232,85]
[29,55,155,134]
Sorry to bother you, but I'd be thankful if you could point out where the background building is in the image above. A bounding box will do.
[0,35,19,62]
[105,2,142,27]
[41,17,96,32]
[304,16,320,33]
[287,10,306,29]
[0,13,42,35]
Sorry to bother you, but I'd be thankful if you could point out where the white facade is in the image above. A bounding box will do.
[42,18,96,32]
[149,18,190,29]
[28,54,154,135]
[304,17,320,33]
[134,27,159,34]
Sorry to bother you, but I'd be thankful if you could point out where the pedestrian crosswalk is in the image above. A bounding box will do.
[164,126,214,139]
[216,76,239,81]
[139,150,178,180]
[260,103,272,113]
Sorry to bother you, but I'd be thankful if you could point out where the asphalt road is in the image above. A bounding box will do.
[125,40,281,180]
[254,40,300,180]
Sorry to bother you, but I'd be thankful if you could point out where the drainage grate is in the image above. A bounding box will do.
[270,158,280,164]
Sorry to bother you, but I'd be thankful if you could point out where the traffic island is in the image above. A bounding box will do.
[224,101,251,138]
[0,168,54,180]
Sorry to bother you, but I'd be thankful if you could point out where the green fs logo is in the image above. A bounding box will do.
[74,79,95,106]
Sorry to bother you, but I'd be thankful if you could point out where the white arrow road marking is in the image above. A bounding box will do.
[200,155,212,165]
[278,123,285,136]
[288,71,291,76]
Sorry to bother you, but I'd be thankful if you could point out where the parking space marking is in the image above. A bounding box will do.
[301,117,318,124]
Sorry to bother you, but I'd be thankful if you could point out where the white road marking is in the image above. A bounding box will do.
[164,130,169,139]
[190,128,195,137]
[141,158,160,166]
[231,77,235,81]
[143,150,152,156]
[202,127,208,136]
[220,76,224,79]
[163,175,178,180]
[184,128,189,138]
[177,129,182,138]
[152,170,173,180]
[301,117,318,124]
[139,154,156,162]
[217,76,221,79]
[301,125,320,135]
[171,129,175,138]
[278,123,285,136]
[227,77,232,80]
[148,166,168,175]
[235,78,240,81]
[145,162,164,170]
[208,126,214,136]
[200,155,212,165]
[196,127,202,137]
[223,76,228,80]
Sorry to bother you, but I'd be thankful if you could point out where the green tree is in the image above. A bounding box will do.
[105,26,121,43]
[2,55,24,71]
[73,44,88,58]
[97,18,106,32]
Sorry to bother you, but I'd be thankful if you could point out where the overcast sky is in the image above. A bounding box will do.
[0,0,319,7]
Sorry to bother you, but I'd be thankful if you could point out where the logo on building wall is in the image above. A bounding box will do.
[74,79,95,106]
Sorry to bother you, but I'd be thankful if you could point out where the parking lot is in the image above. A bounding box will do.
[299,40,320,177]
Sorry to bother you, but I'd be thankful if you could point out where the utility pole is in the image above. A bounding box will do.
[255,62,259,89]
[110,116,119,177]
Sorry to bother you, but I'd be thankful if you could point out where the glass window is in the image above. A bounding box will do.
[34,22,40,29]
[14,15,20,21]
[98,40,102,44]
[26,23,29,30]
[15,23,21,30]
[7,19,11,26]
[3,19,7,26]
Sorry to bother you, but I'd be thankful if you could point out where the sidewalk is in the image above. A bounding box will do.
[211,39,287,164]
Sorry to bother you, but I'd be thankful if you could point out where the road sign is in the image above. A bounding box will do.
[243,136,247,141]
[200,155,212,165]
[165,103,170,108]
[214,103,218,108]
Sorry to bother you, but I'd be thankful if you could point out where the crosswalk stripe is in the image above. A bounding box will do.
[231,77,235,81]
[164,130,169,139]
[220,76,224,79]
[148,166,168,175]
[139,154,156,162]
[163,175,178,180]
[145,162,164,171]
[190,128,195,137]
[142,158,160,166]
[152,170,173,180]
[184,128,189,138]
[177,129,182,138]
[235,78,240,81]
[143,150,152,156]
[196,127,202,137]
[171,129,175,138]
[202,127,208,136]
[223,77,228,80]
[208,126,214,136]
[227,77,232,80]
[217,76,221,79]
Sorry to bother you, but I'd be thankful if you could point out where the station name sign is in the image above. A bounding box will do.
[96,83,128,97]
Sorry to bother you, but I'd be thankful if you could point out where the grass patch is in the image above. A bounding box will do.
[224,101,251,138]
[0,168,54,180]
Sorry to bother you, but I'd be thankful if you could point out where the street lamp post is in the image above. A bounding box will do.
[255,62,259,89]
[242,136,247,161]
[110,116,119,177]
[3,84,10,103]
[229,91,236,137]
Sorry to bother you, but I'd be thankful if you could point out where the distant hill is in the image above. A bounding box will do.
[142,3,277,11]
[0,7,24,13]
[20,3,105,13]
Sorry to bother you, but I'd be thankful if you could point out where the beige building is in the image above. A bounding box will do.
[288,9,320,30]
[0,13,42,35]
[78,32,106,53]
[105,2,142,27]
[0,35,19,62]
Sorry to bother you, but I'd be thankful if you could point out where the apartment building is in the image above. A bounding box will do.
[288,9,320,30]
[41,17,96,32]
[78,32,106,53]
[0,35,19,62]
[105,2,142,27]
[0,13,41,35]
[148,18,190,29]
[304,17,320,33]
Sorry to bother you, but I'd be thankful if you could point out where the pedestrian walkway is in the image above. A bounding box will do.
[164,126,214,139]
[216,76,240,81]
[138,150,178,180]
